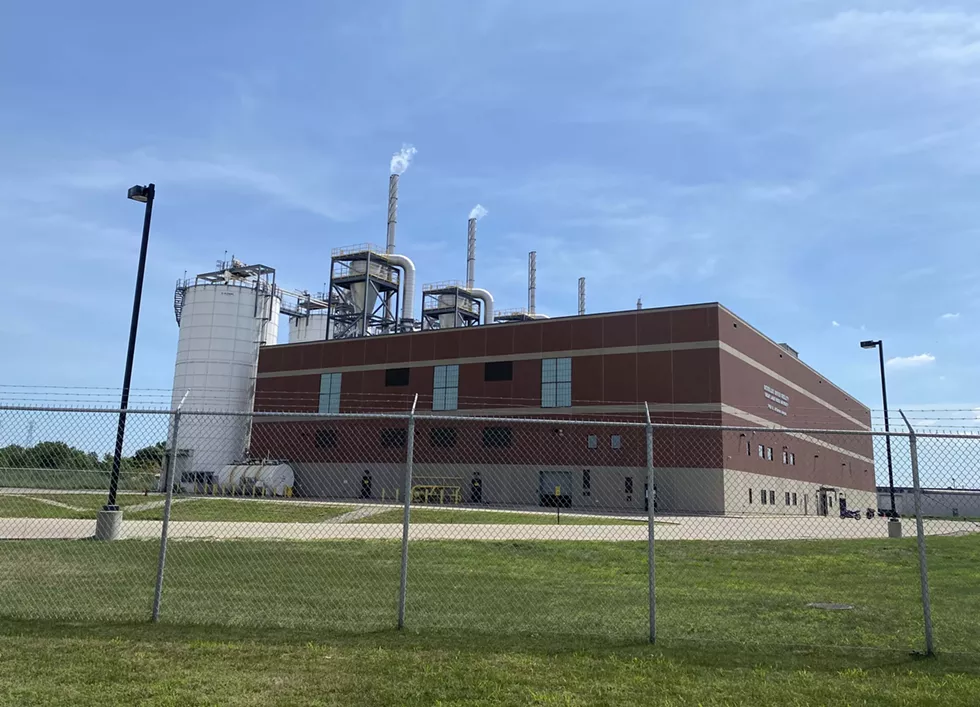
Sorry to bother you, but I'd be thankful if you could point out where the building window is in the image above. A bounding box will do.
[758,444,764,458]
[314,429,337,448]
[587,435,598,449]
[381,428,408,448]
[482,426,512,448]
[484,361,513,382]
[541,357,572,407]
[769,490,775,505]
[785,492,791,506]
[430,427,457,448]
[385,367,410,387]
[746,440,751,455]
[583,469,591,497]
[789,453,796,466]
[625,477,633,495]
[782,449,789,464]
[318,373,342,414]
[792,492,798,506]
[766,447,774,461]
[749,489,753,504]
[761,489,767,505]
[432,364,459,411]
[611,435,622,449]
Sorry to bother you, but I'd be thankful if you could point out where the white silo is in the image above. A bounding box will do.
[287,311,331,343]
[170,261,281,488]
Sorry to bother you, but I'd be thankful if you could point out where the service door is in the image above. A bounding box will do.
[539,471,572,508]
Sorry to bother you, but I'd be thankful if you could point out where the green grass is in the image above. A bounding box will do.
[0,495,87,519]
[0,536,977,652]
[0,536,978,704]
[0,492,162,519]
[0,468,157,491]
[126,498,357,523]
[359,507,645,525]
[0,622,978,706]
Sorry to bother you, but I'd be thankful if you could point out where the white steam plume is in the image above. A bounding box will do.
[390,144,417,175]
[469,204,488,220]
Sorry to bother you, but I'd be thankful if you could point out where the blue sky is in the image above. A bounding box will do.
[1,1,978,424]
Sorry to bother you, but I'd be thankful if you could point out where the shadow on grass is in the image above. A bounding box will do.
[1,617,976,677]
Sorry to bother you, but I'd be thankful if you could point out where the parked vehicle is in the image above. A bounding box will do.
[840,507,861,520]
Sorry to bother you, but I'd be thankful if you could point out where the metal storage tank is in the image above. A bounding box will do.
[170,262,280,488]
[287,311,331,343]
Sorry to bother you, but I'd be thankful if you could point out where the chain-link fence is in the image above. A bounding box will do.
[0,404,976,653]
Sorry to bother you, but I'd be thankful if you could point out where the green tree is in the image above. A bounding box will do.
[131,441,166,468]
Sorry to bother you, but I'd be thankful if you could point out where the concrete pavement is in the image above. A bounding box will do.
[0,515,973,542]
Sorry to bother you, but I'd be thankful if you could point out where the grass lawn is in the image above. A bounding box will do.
[359,507,645,525]
[0,468,156,491]
[0,492,163,519]
[0,495,87,519]
[1,622,978,706]
[126,498,357,523]
[0,536,977,704]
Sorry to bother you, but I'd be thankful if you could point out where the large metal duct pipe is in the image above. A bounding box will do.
[578,277,586,316]
[469,288,494,325]
[466,218,477,290]
[528,251,536,315]
[386,253,416,325]
[386,174,398,254]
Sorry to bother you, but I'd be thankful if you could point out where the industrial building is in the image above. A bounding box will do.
[879,487,980,519]
[165,149,876,516]
[250,303,877,516]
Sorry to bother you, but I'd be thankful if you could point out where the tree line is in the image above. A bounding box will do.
[0,441,167,471]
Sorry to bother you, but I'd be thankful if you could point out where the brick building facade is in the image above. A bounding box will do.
[249,303,876,515]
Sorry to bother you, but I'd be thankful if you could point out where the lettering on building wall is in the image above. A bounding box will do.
[764,384,790,417]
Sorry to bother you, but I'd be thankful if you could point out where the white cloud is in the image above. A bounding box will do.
[831,320,840,327]
[886,353,936,370]
[813,11,980,73]
[940,312,960,320]
[743,182,816,202]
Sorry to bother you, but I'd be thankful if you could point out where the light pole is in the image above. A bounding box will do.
[95,183,155,541]
[861,339,901,537]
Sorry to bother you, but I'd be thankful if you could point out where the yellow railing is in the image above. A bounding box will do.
[411,485,462,505]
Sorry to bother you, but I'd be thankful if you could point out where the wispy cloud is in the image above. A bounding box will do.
[886,353,936,370]
[939,312,960,320]
[832,320,840,327]
[48,151,362,222]
[743,182,816,202]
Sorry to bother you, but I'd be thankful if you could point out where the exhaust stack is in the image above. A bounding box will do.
[637,297,642,310]
[578,277,586,316]
[466,218,477,289]
[386,174,398,254]
[528,251,537,315]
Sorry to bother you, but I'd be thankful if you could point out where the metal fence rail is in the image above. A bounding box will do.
[0,404,976,654]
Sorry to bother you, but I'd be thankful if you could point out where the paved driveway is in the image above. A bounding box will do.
[0,515,972,541]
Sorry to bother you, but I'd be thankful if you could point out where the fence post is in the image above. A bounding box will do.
[899,410,934,656]
[152,393,187,623]
[397,394,418,630]
[644,402,657,644]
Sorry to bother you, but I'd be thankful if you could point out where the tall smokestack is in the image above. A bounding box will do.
[528,251,537,315]
[387,144,416,255]
[465,205,486,290]
[466,218,476,289]
[637,297,642,310]
[386,173,398,254]
[578,277,586,316]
